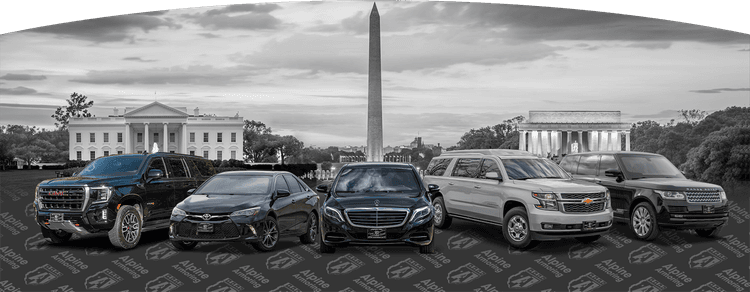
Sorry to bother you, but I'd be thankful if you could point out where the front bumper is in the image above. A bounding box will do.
[36,202,113,235]
[657,201,728,230]
[320,213,433,247]
[168,215,262,242]
[527,207,613,240]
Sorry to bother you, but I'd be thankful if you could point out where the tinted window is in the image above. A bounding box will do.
[283,175,303,193]
[77,156,146,176]
[426,158,452,176]
[598,155,619,176]
[334,167,420,196]
[196,176,271,195]
[275,176,290,192]
[479,159,501,178]
[620,155,684,179]
[502,158,569,180]
[148,158,168,175]
[559,155,580,174]
[190,158,215,177]
[577,155,599,176]
[452,158,481,178]
[167,158,188,178]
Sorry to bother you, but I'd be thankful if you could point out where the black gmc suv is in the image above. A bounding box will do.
[34,153,216,249]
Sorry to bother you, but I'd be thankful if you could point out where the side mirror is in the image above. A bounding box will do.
[315,184,329,193]
[147,169,164,180]
[484,172,502,181]
[604,169,624,182]
[71,172,78,177]
[427,184,440,193]
[187,188,195,195]
[276,189,291,198]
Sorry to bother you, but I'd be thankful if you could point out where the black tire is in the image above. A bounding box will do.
[171,240,198,250]
[319,225,336,254]
[695,225,723,238]
[252,217,279,252]
[575,235,602,243]
[43,228,72,244]
[432,196,452,229]
[108,205,142,249]
[419,239,435,254]
[502,207,537,250]
[629,202,659,241]
[299,212,318,244]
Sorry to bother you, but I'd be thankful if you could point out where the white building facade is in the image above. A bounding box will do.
[69,102,243,161]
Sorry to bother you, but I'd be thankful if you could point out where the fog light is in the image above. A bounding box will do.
[247,224,256,236]
[101,209,107,221]
[673,214,683,218]
[543,224,553,229]
[169,224,174,235]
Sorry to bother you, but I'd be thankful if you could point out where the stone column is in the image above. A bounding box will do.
[615,131,622,151]
[125,123,131,154]
[182,123,188,154]
[566,131,571,154]
[144,123,150,153]
[557,131,563,156]
[519,130,526,151]
[530,130,538,155]
[596,130,602,151]
[163,123,168,153]
[577,131,583,152]
[625,131,631,151]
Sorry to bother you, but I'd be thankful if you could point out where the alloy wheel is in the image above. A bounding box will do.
[434,203,443,225]
[121,213,140,243]
[309,214,318,240]
[262,219,279,248]
[632,206,652,237]
[507,215,528,242]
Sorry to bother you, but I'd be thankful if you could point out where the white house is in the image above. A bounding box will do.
[68,102,243,161]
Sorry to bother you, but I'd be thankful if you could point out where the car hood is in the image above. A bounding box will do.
[177,194,269,213]
[512,179,605,193]
[624,178,722,191]
[332,194,422,209]
[39,175,138,187]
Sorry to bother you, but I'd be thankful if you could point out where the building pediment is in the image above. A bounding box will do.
[124,101,188,118]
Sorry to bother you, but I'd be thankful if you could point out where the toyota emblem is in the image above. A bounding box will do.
[202,214,211,220]
[374,200,380,206]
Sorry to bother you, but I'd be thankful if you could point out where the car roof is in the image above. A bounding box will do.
[439,149,538,159]
[565,151,662,156]
[101,152,205,159]
[216,170,287,176]
[341,162,414,168]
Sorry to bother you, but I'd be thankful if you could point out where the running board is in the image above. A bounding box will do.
[142,219,171,232]
[450,213,504,227]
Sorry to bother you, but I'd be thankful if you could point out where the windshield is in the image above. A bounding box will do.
[503,158,569,180]
[196,176,272,195]
[77,156,146,176]
[620,155,684,179]
[334,167,421,196]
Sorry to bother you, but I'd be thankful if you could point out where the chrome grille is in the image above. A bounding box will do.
[560,192,606,200]
[345,208,409,228]
[686,191,721,203]
[563,202,606,213]
[39,187,87,211]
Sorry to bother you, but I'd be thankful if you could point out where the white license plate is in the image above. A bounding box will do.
[367,228,386,239]
[582,221,597,230]
[197,223,213,233]
[50,213,63,223]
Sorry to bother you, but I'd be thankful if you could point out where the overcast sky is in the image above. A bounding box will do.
[0,2,748,148]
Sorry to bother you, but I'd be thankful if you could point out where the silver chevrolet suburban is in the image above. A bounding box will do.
[423,149,613,249]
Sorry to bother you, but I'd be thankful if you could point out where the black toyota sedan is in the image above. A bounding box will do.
[169,171,319,251]
[317,163,436,254]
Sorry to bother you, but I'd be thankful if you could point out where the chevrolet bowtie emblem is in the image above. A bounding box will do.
[582,198,593,204]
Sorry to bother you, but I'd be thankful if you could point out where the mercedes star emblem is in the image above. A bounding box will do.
[374,200,380,206]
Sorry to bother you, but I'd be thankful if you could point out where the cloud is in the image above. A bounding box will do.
[182,4,283,30]
[689,88,750,94]
[626,42,672,50]
[0,73,47,81]
[629,110,678,119]
[122,57,156,62]
[0,103,60,109]
[197,33,221,38]
[138,11,169,16]
[27,14,180,42]
[0,86,50,95]
[740,48,750,51]
[69,65,267,86]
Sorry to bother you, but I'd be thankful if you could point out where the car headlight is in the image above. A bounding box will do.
[532,192,558,211]
[230,207,261,217]
[324,206,345,223]
[410,206,432,223]
[35,184,40,204]
[90,187,112,204]
[719,191,727,201]
[605,190,611,210]
[654,190,685,200]
[171,208,186,217]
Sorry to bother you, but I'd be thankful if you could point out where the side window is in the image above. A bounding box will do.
[479,159,501,178]
[148,158,167,176]
[598,155,620,176]
[577,155,600,176]
[167,157,188,178]
[451,158,481,178]
[426,158,452,176]
[283,175,303,193]
[559,155,581,174]
[275,176,290,192]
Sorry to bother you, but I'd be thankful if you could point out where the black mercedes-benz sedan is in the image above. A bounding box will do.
[169,171,319,251]
[317,163,436,254]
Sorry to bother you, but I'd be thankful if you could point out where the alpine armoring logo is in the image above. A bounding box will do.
[690,282,727,292]
[628,277,667,292]
[386,258,425,280]
[507,267,545,289]
[447,263,485,284]
[85,268,124,290]
[24,202,35,217]
[145,242,180,261]
[689,248,727,269]
[568,243,607,260]
[326,254,365,275]
[447,230,482,250]
[628,244,667,264]
[24,233,49,251]
[145,273,184,292]
[206,278,243,292]
[269,282,302,292]
[568,272,607,292]
[266,249,304,270]
[206,244,243,265]
[24,264,62,285]
[85,246,111,256]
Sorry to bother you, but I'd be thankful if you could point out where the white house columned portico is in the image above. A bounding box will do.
[69,102,243,161]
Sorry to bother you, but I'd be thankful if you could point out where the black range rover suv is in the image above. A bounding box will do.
[34,153,216,249]
[560,151,729,241]
[316,163,436,254]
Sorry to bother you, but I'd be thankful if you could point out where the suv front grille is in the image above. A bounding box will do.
[686,191,721,203]
[560,192,606,200]
[39,187,86,211]
[562,202,605,213]
[345,208,409,228]
[176,222,240,239]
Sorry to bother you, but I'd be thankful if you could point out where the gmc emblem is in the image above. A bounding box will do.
[49,191,64,196]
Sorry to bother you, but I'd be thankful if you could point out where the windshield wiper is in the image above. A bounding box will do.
[335,190,355,193]
[374,190,404,193]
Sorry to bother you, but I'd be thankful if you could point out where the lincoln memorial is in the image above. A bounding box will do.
[518,111,631,157]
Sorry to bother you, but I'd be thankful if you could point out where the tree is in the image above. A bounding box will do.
[275,135,304,164]
[681,126,750,184]
[678,109,708,126]
[52,92,94,130]
[452,115,526,150]
[243,120,275,162]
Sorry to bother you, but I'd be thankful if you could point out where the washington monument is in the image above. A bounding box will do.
[367,3,383,162]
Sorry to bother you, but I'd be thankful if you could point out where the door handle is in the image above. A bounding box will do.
[474,185,481,189]
[595,180,602,184]
[448,182,454,186]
